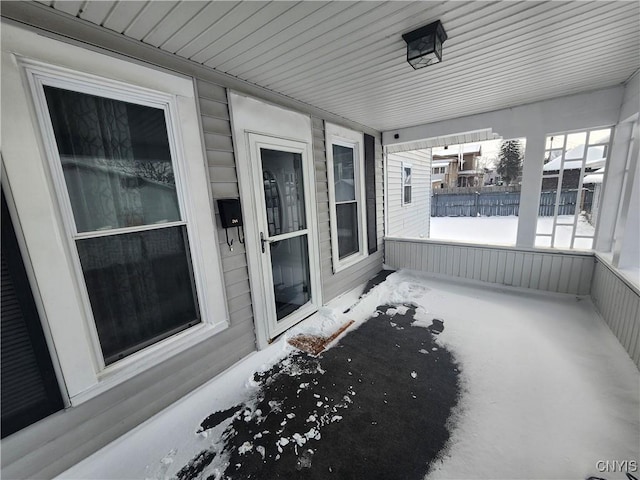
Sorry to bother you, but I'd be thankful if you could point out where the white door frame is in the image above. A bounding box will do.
[228,92,322,349]
[247,133,321,341]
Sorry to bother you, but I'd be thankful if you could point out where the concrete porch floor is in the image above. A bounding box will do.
[58,271,640,480]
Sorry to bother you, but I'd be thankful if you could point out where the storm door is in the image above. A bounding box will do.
[248,134,320,341]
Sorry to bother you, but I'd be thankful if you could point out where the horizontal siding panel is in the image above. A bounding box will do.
[198,98,230,120]
[222,266,250,287]
[204,133,234,152]
[210,182,239,198]
[227,292,252,315]
[218,237,245,257]
[311,117,324,130]
[208,166,237,184]
[195,80,228,103]
[230,305,254,326]
[206,150,236,167]
[324,252,384,302]
[225,279,251,301]
[201,116,232,136]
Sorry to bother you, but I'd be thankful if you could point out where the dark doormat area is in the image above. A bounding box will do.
[361,269,396,298]
[176,304,461,480]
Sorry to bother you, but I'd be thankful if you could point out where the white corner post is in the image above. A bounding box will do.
[516,130,546,248]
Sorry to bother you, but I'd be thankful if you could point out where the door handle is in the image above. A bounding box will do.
[260,232,267,253]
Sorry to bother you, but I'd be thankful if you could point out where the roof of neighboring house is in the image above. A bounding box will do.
[583,167,606,184]
[543,144,606,171]
[432,160,450,168]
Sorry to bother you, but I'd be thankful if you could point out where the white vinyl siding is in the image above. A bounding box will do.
[387,150,431,238]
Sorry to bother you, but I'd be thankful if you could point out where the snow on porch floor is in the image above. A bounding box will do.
[58,270,640,480]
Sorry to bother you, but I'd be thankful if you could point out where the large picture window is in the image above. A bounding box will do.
[42,86,201,365]
[15,54,229,399]
[326,123,368,272]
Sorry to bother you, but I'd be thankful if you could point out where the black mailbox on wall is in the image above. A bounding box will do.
[217,199,244,250]
[217,199,243,228]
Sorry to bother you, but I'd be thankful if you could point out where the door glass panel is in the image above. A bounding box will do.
[270,236,311,321]
[44,86,180,233]
[261,148,306,236]
[77,226,200,365]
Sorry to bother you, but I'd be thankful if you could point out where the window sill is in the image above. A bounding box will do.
[70,319,229,406]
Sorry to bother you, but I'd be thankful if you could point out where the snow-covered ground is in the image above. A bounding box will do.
[58,271,639,480]
[430,215,595,249]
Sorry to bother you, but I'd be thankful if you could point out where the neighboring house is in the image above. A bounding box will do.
[483,169,502,186]
[542,144,607,190]
[431,160,449,188]
[432,144,484,188]
[386,149,431,238]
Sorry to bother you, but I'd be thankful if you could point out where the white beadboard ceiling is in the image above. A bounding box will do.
[28,1,640,132]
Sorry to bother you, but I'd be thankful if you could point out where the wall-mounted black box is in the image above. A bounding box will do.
[217,199,243,228]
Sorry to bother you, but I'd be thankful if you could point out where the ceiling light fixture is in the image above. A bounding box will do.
[402,20,447,69]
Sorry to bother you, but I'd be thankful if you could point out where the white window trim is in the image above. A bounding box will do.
[2,25,228,405]
[325,122,368,273]
[402,162,413,206]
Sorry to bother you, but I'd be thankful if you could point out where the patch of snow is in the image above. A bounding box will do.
[430,215,595,249]
[238,442,253,455]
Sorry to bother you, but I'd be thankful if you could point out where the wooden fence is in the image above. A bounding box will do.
[431,189,594,217]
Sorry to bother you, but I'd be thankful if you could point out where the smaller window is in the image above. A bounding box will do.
[325,123,367,272]
[402,164,412,204]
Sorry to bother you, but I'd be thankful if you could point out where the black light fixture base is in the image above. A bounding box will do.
[402,20,447,70]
